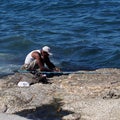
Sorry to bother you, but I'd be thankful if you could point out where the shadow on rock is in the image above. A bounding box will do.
[14,98,74,120]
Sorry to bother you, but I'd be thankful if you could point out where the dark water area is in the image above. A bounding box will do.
[0,0,120,75]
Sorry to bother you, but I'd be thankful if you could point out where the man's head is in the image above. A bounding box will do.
[42,46,53,56]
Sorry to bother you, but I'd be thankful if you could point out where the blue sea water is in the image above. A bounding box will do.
[0,0,120,76]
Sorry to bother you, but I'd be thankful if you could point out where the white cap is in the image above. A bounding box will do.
[42,46,53,55]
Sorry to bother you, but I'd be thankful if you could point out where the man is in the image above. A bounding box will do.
[22,46,60,72]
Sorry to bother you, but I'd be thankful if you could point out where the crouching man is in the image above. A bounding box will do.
[22,46,60,72]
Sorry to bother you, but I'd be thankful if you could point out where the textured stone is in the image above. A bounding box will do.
[0,68,120,120]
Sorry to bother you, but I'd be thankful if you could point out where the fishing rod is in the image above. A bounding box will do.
[16,69,109,75]
[17,70,75,75]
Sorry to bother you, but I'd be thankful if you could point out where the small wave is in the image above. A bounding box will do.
[0,64,20,77]
[0,36,35,52]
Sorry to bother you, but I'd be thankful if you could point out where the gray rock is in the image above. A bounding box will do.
[0,68,120,120]
[0,113,30,120]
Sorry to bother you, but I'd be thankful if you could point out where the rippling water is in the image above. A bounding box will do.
[0,0,120,76]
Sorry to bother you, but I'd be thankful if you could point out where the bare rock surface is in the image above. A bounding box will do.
[0,113,30,120]
[0,68,120,120]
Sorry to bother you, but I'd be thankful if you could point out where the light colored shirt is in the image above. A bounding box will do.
[24,50,41,64]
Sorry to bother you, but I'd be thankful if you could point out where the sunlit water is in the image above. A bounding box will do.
[0,0,120,76]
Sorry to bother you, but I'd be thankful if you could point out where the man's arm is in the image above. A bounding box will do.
[32,52,52,71]
[45,57,55,70]
[45,57,61,71]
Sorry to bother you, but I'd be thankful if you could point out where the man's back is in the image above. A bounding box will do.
[25,50,41,64]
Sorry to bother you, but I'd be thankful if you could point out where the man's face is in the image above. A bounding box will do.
[43,51,49,58]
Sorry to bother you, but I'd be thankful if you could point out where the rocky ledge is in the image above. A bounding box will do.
[0,68,120,120]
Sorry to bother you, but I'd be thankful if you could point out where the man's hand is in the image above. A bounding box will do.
[53,67,61,72]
